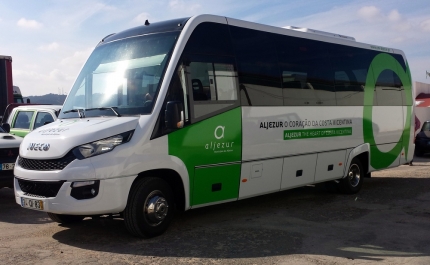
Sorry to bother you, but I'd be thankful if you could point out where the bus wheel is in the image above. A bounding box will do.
[47,213,84,224]
[124,177,174,238]
[339,158,363,194]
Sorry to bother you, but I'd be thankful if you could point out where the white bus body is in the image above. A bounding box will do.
[14,15,414,237]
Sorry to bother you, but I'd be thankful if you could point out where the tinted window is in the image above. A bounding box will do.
[183,23,234,56]
[230,27,282,106]
[328,45,373,106]
[393,54,408,106]
[277,35,335,106]
[13,111,33,129]
[374,69,402,106]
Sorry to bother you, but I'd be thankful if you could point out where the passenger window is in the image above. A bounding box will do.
[183,22,234,56]
[331,45,377,106]
[277,36,335,106]
[34,112,54,129]
[393,54,408,106]
[230,27,282,106]
[182,54,239,121]
[12,111,34,129]
[374,69,402,106]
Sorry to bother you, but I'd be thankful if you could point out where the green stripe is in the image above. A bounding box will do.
[363,53,412,169]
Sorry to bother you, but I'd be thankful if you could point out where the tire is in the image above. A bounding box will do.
[47,213,85,224]
[339,158,364,194]
[124,177,174,238]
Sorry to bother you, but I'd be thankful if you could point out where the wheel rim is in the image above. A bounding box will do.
[348,164,361,188]
[143,190,169,226]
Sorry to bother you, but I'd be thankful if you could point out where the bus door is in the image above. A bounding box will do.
[167,54,242,207]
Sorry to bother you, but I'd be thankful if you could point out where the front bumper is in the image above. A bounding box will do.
[14,176,136,215]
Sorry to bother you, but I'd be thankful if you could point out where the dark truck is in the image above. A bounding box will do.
[0,55,14,122]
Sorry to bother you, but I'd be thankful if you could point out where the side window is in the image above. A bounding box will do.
[374,68,402,106]
[12,111,34,129]
[331,46,375,106]
[393,54,408,106]
[182,54,239,121]
[230,27,282,106]
[34,112,54,129]
[277,35,335,106]
[151,64,189,139]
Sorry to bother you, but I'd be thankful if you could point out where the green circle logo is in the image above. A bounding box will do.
[363,53,412,169]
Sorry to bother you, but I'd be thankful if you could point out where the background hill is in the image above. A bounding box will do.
[28,93,66,105]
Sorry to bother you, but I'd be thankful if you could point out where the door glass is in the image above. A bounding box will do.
[12,111,33,129]
[34,112,55,129]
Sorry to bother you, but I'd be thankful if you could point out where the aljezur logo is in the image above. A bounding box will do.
[205,125,235,153]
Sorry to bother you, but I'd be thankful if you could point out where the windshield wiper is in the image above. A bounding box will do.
[63,108,85,118]
[84,107,121,117]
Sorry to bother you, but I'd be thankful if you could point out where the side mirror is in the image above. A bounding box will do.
[165,101,184,130]
[1,123,10,133]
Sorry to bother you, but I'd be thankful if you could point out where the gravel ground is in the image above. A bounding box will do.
[1,156,430,264]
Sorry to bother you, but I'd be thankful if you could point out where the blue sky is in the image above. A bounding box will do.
[1,0,430,96]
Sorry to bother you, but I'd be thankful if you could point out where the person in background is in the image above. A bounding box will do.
[409,115,421,166]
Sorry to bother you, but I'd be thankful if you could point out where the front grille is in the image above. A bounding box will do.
[18,151,76,171]
[17,178,65,197]
[24,192,48,198]
[0,148,19,160]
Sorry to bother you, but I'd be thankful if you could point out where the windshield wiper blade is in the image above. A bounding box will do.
[63,108,85,118]
[85,107,121,117]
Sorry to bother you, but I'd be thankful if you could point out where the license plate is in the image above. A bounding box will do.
[20,197,44,210]
[1,163,14,170]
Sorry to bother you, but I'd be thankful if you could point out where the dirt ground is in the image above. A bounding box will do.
[1,156,430,265]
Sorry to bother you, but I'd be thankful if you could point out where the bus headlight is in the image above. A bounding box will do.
[73,130,134,159]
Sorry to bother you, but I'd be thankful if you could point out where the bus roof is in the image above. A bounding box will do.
[101,17,190,44]
[99,14,404,57]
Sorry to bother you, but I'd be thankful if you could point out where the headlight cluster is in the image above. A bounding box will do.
[73,130,134,159]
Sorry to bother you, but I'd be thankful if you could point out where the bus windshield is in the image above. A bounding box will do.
[60,31,179,119]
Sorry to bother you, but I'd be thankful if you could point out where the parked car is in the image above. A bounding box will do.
[0,125,21,188]
[5,105,61,137]
[414,121,430,156]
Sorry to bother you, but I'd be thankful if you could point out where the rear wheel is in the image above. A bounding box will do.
[47,213,85,224]
[339,158,363,194]
[124,177,174,238]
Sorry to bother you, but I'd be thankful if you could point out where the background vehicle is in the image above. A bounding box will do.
[414,121,430,156]
[0,55,13,121]
[0,125,21,188]
[5,105,61,137]
[12,86,29,103]
[14,15,414,238]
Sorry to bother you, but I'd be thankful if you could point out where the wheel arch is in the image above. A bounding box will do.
[129,168,187,212]
[344,143,370,178]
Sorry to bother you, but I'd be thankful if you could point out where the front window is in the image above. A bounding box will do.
[60,31,179,119]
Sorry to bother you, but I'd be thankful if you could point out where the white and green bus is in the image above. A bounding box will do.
[14,14,414,238]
